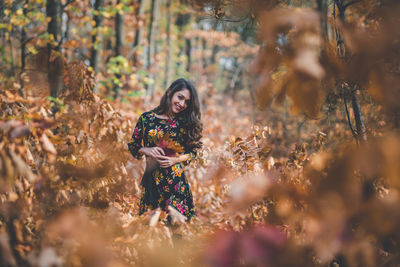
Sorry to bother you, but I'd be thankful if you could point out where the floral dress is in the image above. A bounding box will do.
[128,111,197,221]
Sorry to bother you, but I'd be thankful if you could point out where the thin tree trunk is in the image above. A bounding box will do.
[19,0,28,96]
[47,0,61,44]
[185,38,191,72]
[63,10,71,60]
[164,0,171,88]
[317,0,329,40]
[133,0,145,48]
[334,0,367,142]
[8,30,15,77]
[46,0,63,97]
[202,38,207,69]
[175,8,191,74]
[113,0,124,98]
[210,45,218,65]
[90,0,105,75]
[0,0,4,18]
[146,0,158,95]
[115,0,123,56]
[131,0,146,65]
[351,87,367,142]
[0,0,4,70]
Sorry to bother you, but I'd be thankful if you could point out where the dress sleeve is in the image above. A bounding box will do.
[128,114,145,160]
[182,134,197,167]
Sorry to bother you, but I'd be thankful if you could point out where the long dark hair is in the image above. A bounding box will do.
[152,78,203,149]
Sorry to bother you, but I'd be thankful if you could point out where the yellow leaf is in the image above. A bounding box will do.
[28,46,38,55]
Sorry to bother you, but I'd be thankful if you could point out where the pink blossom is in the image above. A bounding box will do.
[167,119,177,128]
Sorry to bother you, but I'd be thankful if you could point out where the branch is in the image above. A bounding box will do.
[344,94,359,145]
[20,36,34,46]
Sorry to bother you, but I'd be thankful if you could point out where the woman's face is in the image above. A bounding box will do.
[170,89,191,115]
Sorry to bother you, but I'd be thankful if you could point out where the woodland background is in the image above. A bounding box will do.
[0,0,400,266]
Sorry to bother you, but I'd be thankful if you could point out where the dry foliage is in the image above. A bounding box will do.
[1,0,400,266]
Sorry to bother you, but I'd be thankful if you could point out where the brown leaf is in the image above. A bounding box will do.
[31,118,56,130]
[9,151,36,183]
[40,133,57,154]
[9,125,30,139]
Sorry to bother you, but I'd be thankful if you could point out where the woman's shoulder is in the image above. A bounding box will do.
[139,110,155,119]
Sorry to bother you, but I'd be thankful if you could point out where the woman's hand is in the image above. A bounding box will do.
[156,155,178,168]
[140,147,165,158]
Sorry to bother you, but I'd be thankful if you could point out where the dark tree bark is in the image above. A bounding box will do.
[63,9,72,60]
[90,0,105,74]
[19,0,29,96]
[175,9,191,74]
[146,0,158,94]
[164,0,171,88]
[351,88,367,142]
[187,38,194,72]
[0,0,4,68]
[115,0,124,56]
[210,45,219,65]
[317,0,329,40]
[131,0,146,65]
[202,38,207,69]
[113,0,124,98]
[46,0,63,97]
[47,0,62,44]
[334,0,367,143]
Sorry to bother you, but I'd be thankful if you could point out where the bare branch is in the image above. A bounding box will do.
[344,95,359,145]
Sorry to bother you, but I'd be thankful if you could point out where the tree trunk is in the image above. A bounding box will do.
[0,0,4,72]
[115,0,124,56]
[113,0,124,98]
[63,10,72,60]
[335,0,367,143]
[0,0,4,18]
[46,0,63,97]
[202,38,207,70]
[164,0,171,88]
[47,0,61,44]
[146,0,158,95]
[351,88,367,142]
[90,0,105,74]
[185,38,191,72]
[317,0,329,40]
[131,0,146,65]
[19,0,29,96]
[210,45,218,65]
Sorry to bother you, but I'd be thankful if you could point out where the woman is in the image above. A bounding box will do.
[128,78,202,223]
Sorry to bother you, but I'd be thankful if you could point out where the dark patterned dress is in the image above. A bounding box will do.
[128,111,197,221]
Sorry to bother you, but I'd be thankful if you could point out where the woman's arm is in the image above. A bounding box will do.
[128,114,166,159]
[128,114,145,160]
[157,153,190,168]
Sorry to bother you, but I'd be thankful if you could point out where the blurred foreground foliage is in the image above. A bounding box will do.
[1,0,400,267]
